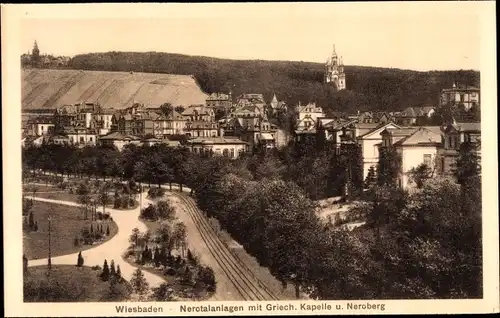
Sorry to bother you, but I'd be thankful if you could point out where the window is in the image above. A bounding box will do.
[90,137,93,142]
[230,148,235,158]
[223,149,229,157]
[423,154,432,166]
[460,94,465,102]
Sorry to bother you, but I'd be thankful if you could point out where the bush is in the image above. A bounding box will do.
[148,187,166,199]
[76,183,90,195]
[57,182,68,190]
[164,267,177,276]
[91,265,102,271]
[197,266,216,291]
[114,196,122,209]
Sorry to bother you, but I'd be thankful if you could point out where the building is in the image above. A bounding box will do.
[186,136,249,159]
[394,106,436,126]
[92,110,114,136]
[440,83,480,110]
[184,121,219,138]
[381,127,442,188]
[206,92,232,118]
[220,106,279,149]
[235,93,266,111]
[63,127,98,147]
[182,105,216,122]
[99,132,141,151]
[437,122,481,177]
[154,110,187,137]
[25,117,55,136]
[295,102,326,131]
[324,44,346,90]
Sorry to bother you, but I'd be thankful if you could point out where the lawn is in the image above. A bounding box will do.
[24,182,139,211]
[23,201,118,260]
[24,265,132,302]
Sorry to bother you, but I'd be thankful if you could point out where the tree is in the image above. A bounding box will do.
[106,225,110,236]
[454,140,481,185]
[98,182,112,215]
[377,146,401,187]
[28,212,35,230]
[172,222,187,257]
[407,163,433,188]
[160,103,173,117]
[151,283,175,301]
[174,106,185,114]
[364,165,377,189]
[31,40,40,67]
[130,268,149,296]
[77,194,91,220]
[129,227,140,248]
[101,259,110,281]
[116,265,122,279]
[197,266,216,291]
[23,254,28,274]
[109,260,116,277]
[157,200,176,220]
[77,251,84,267]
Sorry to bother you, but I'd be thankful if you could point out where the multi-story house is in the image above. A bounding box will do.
[25,117,55,137]
[182,105,215,122]
[440,83,480,110]
[91,110,114,136]
[235,93,266,111]
[63,127,98,147]
[206,92,233,119]
[220,106,278,149]
[380,126,443,188]
[295,102,326,131]
[153,110,187,137]
[184,121,219,138]
[437,122,481,177]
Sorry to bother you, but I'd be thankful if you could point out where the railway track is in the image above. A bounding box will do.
[172,192,281,301]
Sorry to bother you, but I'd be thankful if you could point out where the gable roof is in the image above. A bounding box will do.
[357,122,401,139]
[394,127,442,146]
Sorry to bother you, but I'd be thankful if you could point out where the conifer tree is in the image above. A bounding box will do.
[77,251,84,267]
[130,268,149,296]
[116,265,122,280]
[110,260,116,276]
[101,259,110,281]
[90,224,94,233]
[28,212,34,230]
[34,221,39,232]
[106,225,110,236]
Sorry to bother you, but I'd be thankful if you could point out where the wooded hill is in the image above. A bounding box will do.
[68,52,480,114]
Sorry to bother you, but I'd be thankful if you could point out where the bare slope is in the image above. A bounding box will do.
[22,69,209,110]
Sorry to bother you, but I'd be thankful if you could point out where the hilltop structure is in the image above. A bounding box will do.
[324,44,346,90]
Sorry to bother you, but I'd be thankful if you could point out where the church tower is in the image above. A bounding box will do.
[324,44,346,90]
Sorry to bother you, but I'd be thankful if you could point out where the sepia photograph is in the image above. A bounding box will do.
[3,2,499,316]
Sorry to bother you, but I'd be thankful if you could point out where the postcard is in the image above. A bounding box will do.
[2,2,499,316]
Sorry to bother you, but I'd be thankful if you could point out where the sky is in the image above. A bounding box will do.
[15,2,489,71]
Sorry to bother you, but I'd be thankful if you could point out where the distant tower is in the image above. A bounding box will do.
[324,44,346,90]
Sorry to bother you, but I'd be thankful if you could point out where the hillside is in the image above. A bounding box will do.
[21,68,208,111]
[67,52,480,114]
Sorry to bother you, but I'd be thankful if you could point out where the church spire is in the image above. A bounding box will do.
[332,44,337,57]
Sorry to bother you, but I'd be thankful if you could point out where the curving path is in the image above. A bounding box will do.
[26,194,167,289]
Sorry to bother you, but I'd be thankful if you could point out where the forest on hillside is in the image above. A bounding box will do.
[67,52,480,114]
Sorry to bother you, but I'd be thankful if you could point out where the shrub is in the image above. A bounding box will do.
[91,265,102,271]
[148,187,166,199]
[197,266,216,291]
[76,183,90,196]
[164,267,177,276]
[151,283,175,301]
[114,196,122,209]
